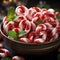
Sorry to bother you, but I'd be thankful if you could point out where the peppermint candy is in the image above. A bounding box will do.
[12,56,25,60]
[0,48,9,57]
[15,5,28,16]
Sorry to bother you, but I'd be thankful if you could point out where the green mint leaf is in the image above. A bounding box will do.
[37,20,43,25]
[13,16,19,21]
[7,30,17,40]
[56,15,60,19]
[44,4,50,9]
[19,30,26,37]
[37,4,41,8]
[1,57,11,60]
[7,7,15,21]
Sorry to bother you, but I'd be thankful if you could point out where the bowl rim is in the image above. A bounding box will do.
[0,23,60,46]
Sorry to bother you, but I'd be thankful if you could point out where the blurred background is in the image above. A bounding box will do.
[0,0,60,21]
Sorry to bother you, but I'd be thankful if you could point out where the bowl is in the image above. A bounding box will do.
[0,23,60,55]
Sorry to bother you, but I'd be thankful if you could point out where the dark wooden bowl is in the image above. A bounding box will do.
[0,23,60,55]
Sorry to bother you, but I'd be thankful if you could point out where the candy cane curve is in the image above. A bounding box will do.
[0,48,9,57]
[12,56,25,60]
[19,20,31,33]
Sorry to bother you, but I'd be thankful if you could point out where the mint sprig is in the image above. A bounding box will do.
[37,20,43,25]
[7,30,27,40]
[7,30,18,40]
[19,30,26,37]
[7,7,15,21]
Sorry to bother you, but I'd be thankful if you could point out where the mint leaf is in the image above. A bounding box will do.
[44,4,50,9]
[19,30,26,37]
[14,16,19,21]
[37,20,43,25]
[7,7,15,21]
[1,57,11,60]
[37,4,41,8]
[56,15,60,19]
[7,30,18,40]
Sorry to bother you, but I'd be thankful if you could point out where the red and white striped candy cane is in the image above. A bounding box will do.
[15,5,28,16]
[32,12,42,24]
[19,20,31,33]
[26,7,41,20]
[27,31,35,41]
[3,21,14,33]
[12,28,20,33]
[3,16,8,23]
[45,22,53,30]
[0,48,9,57]
[51,28,58,40]
[44,17,57,28]
[50,33,58,41]
[19,37,32,43]
[34,31,47,43]
[31,21,36,31]
[36,24,47,35]
[34,38,45,43]
[41,10,56,20]
[34,24,47,43]
[14,15,27,23]
[12,56,25,60]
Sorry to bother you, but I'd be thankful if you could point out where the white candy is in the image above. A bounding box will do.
[0,49,9,57]
[3,21,14,32]
[48,9,55,14]
[19,38,29,43]
[15,5,28,16]
[34,38,45,43]
[12,56,25,60]
[19,20,31,33]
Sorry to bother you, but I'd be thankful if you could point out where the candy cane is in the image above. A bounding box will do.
[31,21,36,31]
[19,20,31,33]
[0,48,9,57]
[19,37,32,43]
[50,33,58,41]
[32,12,42,24]
[12,56,25,60]
[14,15,27,23]
[34,38,45,43]
[41,10,55,20]
[15,5,28,16]
[3,16,8,23]
[51,28,58,40]
[27,31,35,41]
[36,24,47,35]
[12,28,20,33]
[26,7,41,20]
[34,31,47,43]
[44,17,57,28]
[3,21,14,32]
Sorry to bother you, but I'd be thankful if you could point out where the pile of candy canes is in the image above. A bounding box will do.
[3,5,60,44]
